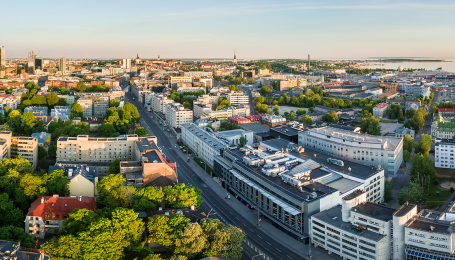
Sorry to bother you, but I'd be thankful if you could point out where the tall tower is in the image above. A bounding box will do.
[233,51,237,65]
[59,56,67,74]
[308,54,311,70]
[0,46,5,67]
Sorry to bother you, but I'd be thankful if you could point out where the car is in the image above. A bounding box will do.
[187,158,190,162]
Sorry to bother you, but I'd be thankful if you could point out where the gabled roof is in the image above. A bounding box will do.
[27,195,96,217]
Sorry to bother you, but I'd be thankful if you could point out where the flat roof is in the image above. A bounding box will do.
[407,218,450,234]
[182,124,228,150]
[262,139,381,180]
[240,123,270,134]
[271,126,300,137]
[216,129,252,138]
[353,202,397,222]
[225,149,338,203]
[312,205,387,242]
[325,178,362,195]
[394,203,417,217]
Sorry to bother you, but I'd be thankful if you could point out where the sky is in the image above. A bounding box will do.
[2,0,455,59]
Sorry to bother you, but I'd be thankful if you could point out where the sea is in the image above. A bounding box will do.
[358,58,455,74]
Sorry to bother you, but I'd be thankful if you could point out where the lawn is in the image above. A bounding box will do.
[436,168,455,181]
[427,184,452,202]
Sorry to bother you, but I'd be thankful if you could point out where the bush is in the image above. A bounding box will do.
[451,187,454,192]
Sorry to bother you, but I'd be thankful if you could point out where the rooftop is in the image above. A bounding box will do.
[262,139,382,180]
[270,126,300,137]
[353,202,397,222]
[303,126,402,151]
[182,124,228,151]
[375,103,388,109]
[240,123,270,134]
[394,203,417,217]
[312,205,387,242]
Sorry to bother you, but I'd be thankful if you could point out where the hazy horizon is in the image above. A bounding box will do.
[3,0,455,59]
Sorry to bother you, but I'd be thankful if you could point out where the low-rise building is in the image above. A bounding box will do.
[373,103,388,118]
[31,132,51,147]
[50,105,71,121]
[224,91,249,105]
[298,126,403,176]
[215,129,254,147]
[261,115,286,127]
[395,127,415,139]
[25,195,96,239]
[431,113,455,141]
[24,106,48,116]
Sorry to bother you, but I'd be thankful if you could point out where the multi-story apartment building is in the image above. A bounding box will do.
[381,82,399,92]
[25,195,96,239]
[181,123,229,168]
[214,140,385,239]
[193,103,211,118]
[170,76,192,87]
[298,126,403,175]
[373,103,388,118]
[310,190,418,260]
[0,131,38,169]
[435,140,455,168]
[165,102,193,129]
[0,94,18,110]
[151,94,173,114]
[224,91,249,105]
[77,98,93,118]
[431,113,455,141]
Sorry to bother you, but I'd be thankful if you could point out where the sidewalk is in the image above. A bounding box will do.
[164,128,340,260]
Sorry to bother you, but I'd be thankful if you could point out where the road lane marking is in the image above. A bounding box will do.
[286,255,292,259]
[276,248,281,252]
[257,235,262,239]
[266,241,271,245]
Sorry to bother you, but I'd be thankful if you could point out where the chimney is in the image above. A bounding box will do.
[308,54,310,70]
[79,194,82,201]
[430,226,435,232]
[41,197,44,203]
[190,205,195,211]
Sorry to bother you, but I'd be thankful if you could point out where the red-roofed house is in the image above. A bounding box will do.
[25,195,96,239]
[373,103,389,118]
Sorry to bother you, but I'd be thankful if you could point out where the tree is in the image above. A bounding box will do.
[76,82,86,92]
[301,115,313,125]
[403,150,412,162]
[38,146,47,159]
[398,181,426,205]
[163,183,203,209]
[410,153,435,183]
[147,214,190,248]
[359,116,382,136]
[6,110,22,133]
[0,193,24,228]
[322,111,338,123]
[70,103,84,118]
[109,158,121,175]
[97,174,135,208]
[415,134,432,155]
[296,109,306,116]
[133,187,165,211]
[133,127,149,137]
[110,100,120,107]
[199,218,245,259]
[432,103,439,113]
[62,208,109,236]
[403,135,415,153]
[99,123,119,137]
[48,145,57,157]
[0,226,35,248]
[20,174,47,199]
[174,223,207,258]
[21,112,37,135]
[289,111,295,121]
[239,136,247,148]
[384,179,393,202]
[398,109,405,122]
[46,93,60,107]
[44,170,70,197]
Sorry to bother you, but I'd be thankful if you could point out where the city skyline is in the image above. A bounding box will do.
[2,0,455,59]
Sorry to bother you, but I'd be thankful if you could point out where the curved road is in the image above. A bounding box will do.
[125,90,307,260]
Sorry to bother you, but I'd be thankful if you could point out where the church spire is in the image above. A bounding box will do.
[137,53,139,59]
[233,50,237,64]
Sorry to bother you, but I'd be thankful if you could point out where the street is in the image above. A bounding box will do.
[124,90,317,260]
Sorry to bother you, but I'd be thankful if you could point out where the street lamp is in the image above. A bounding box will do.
[251,254,263,260]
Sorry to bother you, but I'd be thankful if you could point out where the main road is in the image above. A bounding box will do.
[124,90,307,260]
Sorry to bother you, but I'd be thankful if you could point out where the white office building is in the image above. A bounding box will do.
[122,59,131,69]
[310,190,418,260]
[181,123,229,168]
[298,126,404,175]
[224,91,249,105]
